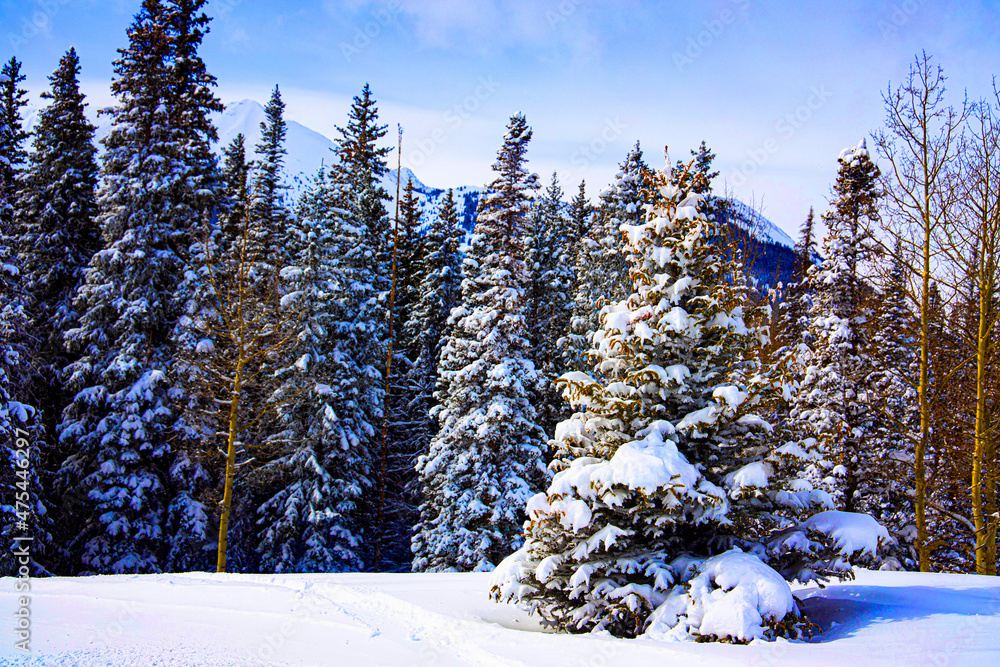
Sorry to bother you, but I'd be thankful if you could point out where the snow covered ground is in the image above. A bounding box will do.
[1,569,998,666]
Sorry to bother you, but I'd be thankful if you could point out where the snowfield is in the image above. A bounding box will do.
[1,569,999,666]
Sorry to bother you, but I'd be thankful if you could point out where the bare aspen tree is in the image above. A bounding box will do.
[944,90,1000,574]
[180,199,301,573]
[872,52,968,571]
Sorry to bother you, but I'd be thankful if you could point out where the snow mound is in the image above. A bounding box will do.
[644,549,797,643]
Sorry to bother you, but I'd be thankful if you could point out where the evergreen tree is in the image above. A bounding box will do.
[58,0,183,573]
[374,174,428,570]
[405,187,463,384]
[866,242,919,567]
[397,189,465,553]
[0,71,50,575]
[58,0,223,573]
[219,133,252,250]
[0,57,28,227]
[526,172,576,434]
[252,165,371,573]
[560,145,648,378]
[791,140,882,512]
[16,48,99,357]
[779,207,817,350]
[557,180,593,373]
[413,113,547,572]
[247,85,290,276]
[491,154,886,642]
[394,176,423,353]
[325,84,392,567]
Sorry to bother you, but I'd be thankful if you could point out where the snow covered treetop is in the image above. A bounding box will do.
[837,138,870,166]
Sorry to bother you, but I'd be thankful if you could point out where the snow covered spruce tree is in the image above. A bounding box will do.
[56,2,180,573]
[557,180,594,374]
[0,57,28,217]
[329,84,392,569]
[404,187,464,403]
[413,113,548,572]
[561,146,647,378]
[791,140,882,513]
[0,70,51,576]
[57,0,223,573]
[864,242,919,566]
[490,153,889,642]
[241,161,369,573]
[526,172,577,434]
[373,174,430,570]
[15,48,99,372]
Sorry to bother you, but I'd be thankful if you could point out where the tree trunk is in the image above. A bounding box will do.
[216,369,242,573]
[916,210,931,572]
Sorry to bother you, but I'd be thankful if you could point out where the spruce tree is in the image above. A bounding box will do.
[58,0,183,573]
[1,74,50,575]
[58,0,223,573]
[413,113,547,572]
[558,180,593,373]
[491,153,887,642]
[779,207,817,350]
[248,85,290,275]
[791,140,882,512]
[326,84,391,567]
[0,57,28,225]
[252,165,370,573]
[16,48,99,357]
[375,174,427,570]
[866,242,919,566]
[526,172,576,434]
[560,144,648,380]
[399,189,464,539]
[405,187,463,382]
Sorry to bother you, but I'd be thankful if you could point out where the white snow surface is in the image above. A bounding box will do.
[3,568,999,666]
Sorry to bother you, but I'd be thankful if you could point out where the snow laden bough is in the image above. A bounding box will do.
[490,154,890,643]
[490,421,889,642]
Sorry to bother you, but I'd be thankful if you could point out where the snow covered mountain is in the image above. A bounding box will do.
[26,97,798,252]
[213,100,483,231]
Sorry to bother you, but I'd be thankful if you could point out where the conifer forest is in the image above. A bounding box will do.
[2,0,1000,656]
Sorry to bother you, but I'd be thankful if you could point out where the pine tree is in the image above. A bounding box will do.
[247,85,290,276]
[397,190,464,554]
[557,180,593,373]
[16,48,99,357]
[526,172,576,434]
[252,165,370,573]
[865,241,919,567]
[325,84,392,568]
[57,0,184,573]
[374,174,427,570]
[413,113,547,572]
[219,133,252,249]
[58,0,223,573]
[1,71,50,575]
[0,57,28,226]
[779,207,817,350]
[491,153,887,642]
[405,187,463,385]
[791,140,883,512]
[560,145,648,379]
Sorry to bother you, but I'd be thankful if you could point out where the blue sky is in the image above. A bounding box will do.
[3,0,999,236]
